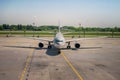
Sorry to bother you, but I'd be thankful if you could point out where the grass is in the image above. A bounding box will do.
[0,31,120,38]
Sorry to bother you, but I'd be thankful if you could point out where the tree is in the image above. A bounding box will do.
[3,24,10,30]
[0,25,3,30]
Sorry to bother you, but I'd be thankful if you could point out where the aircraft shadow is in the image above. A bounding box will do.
[3,45,102,56]
[46,48,60,56]
[61,46,102,50]
[3,45,60,56]
[3,46,47,50]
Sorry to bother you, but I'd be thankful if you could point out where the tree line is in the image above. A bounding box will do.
[0,24,120,32]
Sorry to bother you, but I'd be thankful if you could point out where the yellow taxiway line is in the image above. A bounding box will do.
[19,40,36,80]
[61,52,83,80]
[19,49,34,80]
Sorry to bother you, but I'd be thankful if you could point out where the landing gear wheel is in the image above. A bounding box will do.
[67,42,71,49]
[48,45,52,49]
[67,46,71,49]
[58,50,61,54]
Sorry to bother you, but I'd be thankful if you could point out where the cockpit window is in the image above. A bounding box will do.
[55,39,63,42]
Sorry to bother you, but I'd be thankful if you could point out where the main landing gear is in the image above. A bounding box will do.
[48,42,52,49]
[67,42,71,49]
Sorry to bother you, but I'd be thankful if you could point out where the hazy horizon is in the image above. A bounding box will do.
[0,0,120,27]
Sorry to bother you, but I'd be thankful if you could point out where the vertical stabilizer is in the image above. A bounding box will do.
[58,21,61,32]
[59,26,60,32]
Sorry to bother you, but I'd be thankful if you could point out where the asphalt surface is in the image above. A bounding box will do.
[0,37,120,80]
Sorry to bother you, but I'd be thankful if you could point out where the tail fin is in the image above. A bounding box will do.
[59,26,61,32]
[58,21,61,32]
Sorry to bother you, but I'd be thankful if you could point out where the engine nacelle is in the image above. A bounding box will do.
[39,43,44,48]
[75,43,80,48]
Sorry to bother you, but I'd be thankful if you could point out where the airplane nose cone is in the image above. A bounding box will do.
[57,42,60,45]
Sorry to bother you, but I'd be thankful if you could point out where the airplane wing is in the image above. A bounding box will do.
[33,37,53,42]
[66,36,107,42]
[66,38,84,42]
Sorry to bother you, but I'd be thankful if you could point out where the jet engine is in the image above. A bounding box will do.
[39,42,44,48]
[75,43,80,48]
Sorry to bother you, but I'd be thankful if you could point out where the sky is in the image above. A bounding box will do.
[0,0,120,27]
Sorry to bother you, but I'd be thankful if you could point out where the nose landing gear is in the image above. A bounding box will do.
[58,49,61,54]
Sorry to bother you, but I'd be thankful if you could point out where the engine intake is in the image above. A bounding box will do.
[39,43,44,48]
[75,43,80,48]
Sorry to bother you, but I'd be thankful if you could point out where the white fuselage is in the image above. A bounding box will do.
[53,32,65,49]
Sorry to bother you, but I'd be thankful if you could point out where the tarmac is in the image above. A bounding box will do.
[0,37,120,80]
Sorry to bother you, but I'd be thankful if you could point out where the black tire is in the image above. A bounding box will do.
[58,50,61,54]
[48,45,52,49]
[67,46,71,49]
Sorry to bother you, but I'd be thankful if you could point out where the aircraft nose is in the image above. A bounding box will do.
[57,42,61,45]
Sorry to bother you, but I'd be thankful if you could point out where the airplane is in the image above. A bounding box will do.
[35,25,81,54]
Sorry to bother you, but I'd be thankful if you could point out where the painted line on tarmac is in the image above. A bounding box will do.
[19,49,34,80]
[61,52,83,80]
[19,40,36,80]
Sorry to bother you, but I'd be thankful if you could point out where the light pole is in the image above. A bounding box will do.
[78,23,81,38]
[24,25,26,37]
[83,28,85,38]
[33,22,35,37]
